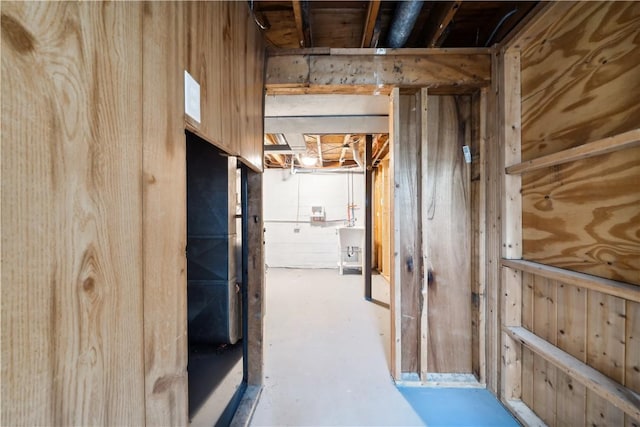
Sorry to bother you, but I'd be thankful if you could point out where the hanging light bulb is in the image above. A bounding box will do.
[301,155,317,166]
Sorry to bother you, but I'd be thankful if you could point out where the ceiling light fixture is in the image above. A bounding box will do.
[301,156,317,167]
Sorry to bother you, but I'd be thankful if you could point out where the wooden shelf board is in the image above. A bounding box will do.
[501,259,640,303]
[505,326,640,420]
[506,128,640,174]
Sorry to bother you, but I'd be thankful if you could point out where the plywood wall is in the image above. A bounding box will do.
[520,1,640,284]
[501,2,640,425]
[1,1,265,425]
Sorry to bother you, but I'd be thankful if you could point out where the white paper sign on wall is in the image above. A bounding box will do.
[184,70,201,123]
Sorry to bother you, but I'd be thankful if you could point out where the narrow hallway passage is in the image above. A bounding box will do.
[251,268,424,426]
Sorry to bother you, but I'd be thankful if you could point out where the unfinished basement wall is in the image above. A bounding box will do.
[1,2,265,425]
[263,169,365,269]
[495,2,640,425]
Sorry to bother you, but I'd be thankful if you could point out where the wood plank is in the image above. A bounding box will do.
[390,88,402,380]
[506,326,640,420]
[556,284,587,361]
[556,369,586,426]
[587,291,626,383]
[266,53,491,91]
[506,129,640,175]
[532,275,557,345]
[532,354,557,425]
[500,48,523,404]
[141,2,188,425]
[587,390,625,427]
[398,93,421,375]
[1,2,145,424]
[425,95,472,374]
[419,88,429,381]
[521,273,534,408]
[360,0,380,48]
[520,2,640,161]
[470,89,486,383]
[426,1,463,48]
[484,47,502,395]
[291,0,305,48]
[246,169,265,385]
[269,47,492,56]
[502,259,640,303]
[504,399,546,427]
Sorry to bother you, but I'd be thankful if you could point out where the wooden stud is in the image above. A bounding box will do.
[500,48,523,404]
[389,88,402,380]
[361,0,381,48]
[365,134,373,300]
[426,1,463,48]
[246,169,265,385]
[292,0,305,48]
[419,88,429,381]
[398,92,421,376]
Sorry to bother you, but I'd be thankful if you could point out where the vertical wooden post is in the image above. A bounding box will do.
[389,88,402,380]
[500,48,523,402]
[365,134,373,300]
[246,168,265,386]
[419,88,429,381]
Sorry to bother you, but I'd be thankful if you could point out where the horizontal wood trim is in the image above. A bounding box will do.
[506,129,640,174]
[264,116,389,134]
[501,259,640,303]
[505,326,640,420]
[266,53,490,92]
[503,399,547,427]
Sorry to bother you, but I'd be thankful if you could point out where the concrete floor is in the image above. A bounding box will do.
[251,268,424,426]
[250,268,519,427]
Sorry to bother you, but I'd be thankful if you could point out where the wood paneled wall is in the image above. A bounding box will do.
[1,2,145,424]
[1,1,265,425]
[520,1,640,284]
[497,2,640,425]
[185,2,265,171]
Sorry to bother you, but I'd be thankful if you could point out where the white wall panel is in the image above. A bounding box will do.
[263,169,365,268]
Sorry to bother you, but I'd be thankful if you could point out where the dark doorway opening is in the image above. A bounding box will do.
[186,131,247,425]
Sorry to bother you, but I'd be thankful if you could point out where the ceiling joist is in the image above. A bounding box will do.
[361,0,381,48]
[426,1,463,48]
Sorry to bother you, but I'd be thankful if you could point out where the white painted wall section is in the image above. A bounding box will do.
[263,169,365,268]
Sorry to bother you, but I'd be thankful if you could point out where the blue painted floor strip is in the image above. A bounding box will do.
[398,387,520,427]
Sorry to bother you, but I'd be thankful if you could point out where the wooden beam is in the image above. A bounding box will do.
[315,135,323,165]
[292,1,305,48]
[365,134,373,300]
[427,1,463,48]
[505,326,640,420]
[246,168,265,385]
[264,116,389,134]
[361,0,381,48]
[505,129,640,174]
[501,259,640,303]
[500,49,523,403]
[419,88,429,381]
[266,52,491,92]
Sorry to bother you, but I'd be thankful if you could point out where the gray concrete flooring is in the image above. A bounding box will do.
[251,268,425,426]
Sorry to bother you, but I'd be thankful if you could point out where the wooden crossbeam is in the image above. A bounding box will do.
[266,51,491,93]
